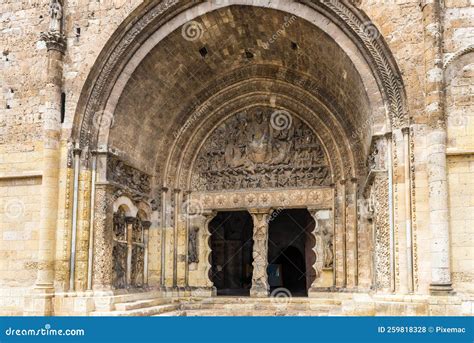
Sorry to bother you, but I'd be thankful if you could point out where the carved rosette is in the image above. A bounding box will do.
[249,210,271,297]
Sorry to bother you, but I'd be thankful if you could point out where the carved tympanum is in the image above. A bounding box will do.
[191,107,331,191]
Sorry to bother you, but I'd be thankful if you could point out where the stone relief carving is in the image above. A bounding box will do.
[48,0,63,32]
[112,210,127,289]
[371,174,391,290]
[191,188,334,212]
[191,107,331,191]
[250,211,270,296]
[107,155,151,196]
[112,210,149,289]
[367,137,387,171]
[188,227,199,264]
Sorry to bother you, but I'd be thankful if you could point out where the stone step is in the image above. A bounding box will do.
[114,298,172,311]
[173,308,342,316]
[92,304,179,316]
[189,297,342,305]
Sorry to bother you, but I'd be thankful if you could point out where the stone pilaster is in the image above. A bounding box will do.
[249,209,271,297]
[421,0,452,294]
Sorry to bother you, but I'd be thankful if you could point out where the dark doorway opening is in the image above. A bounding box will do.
[209,211,253,296]
[267,209,314,296]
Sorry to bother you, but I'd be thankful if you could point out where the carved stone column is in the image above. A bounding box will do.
[30,2,66,315]
[249,209,271,297]
[91,184,115,291]
[421,0,452,294]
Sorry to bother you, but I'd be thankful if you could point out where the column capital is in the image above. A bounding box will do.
[248,207,272,215]
[40,31,66,54]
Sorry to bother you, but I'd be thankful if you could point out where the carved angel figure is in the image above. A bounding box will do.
[49,0,63,32]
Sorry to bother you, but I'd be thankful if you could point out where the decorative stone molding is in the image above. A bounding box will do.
[190,187,333,212]
[443,45,474,69]
[320,0,407,127]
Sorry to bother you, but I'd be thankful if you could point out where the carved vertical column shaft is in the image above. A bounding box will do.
[402,127,414,293]
[249,209,270,297]
[32,2,66,314]
[160,187,168,288]
[340,179,347,288]
[421,0,452,294]
[172,189,181,288]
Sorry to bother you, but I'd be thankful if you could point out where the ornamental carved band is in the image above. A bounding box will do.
[191,107,331,191]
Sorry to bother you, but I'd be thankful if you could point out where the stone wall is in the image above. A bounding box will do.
[0,0,473,316]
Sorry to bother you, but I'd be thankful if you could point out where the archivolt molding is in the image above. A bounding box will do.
[316,0,407,128]
[443,44,474,70]
[74,0,407,154]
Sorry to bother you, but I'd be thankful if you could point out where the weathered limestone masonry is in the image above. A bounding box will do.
[0,0,472,316]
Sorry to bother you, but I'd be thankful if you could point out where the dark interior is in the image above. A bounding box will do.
[210,211,253,296]
[267,209,314,296]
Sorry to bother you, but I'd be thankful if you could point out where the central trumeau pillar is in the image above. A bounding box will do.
[249,209,271,297]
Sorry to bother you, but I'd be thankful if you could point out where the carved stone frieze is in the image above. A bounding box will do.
[191,107,331,191]
[190,187,334,212]
[107,155,151,196]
